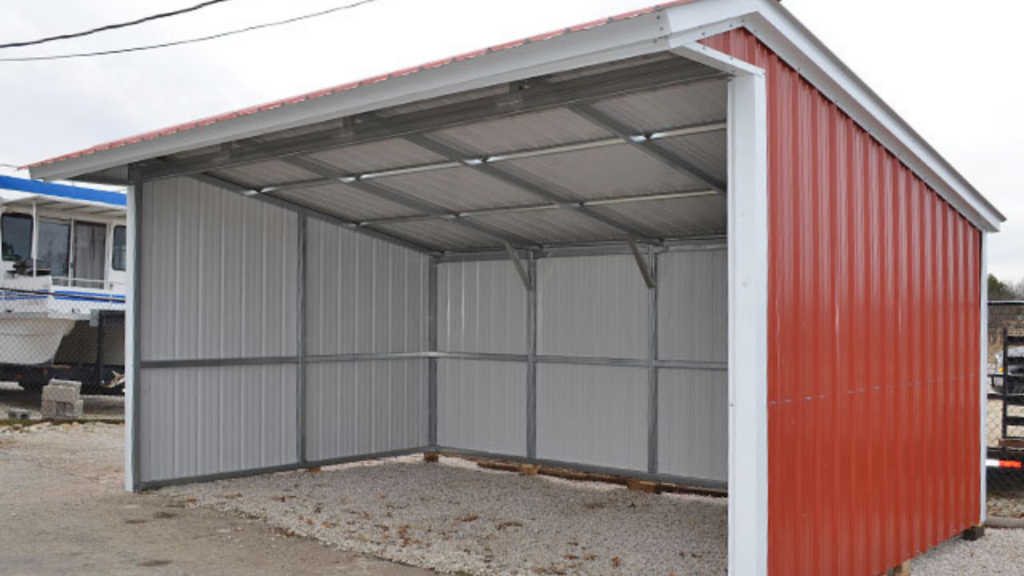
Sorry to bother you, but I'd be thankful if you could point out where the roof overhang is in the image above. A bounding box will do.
[27,0,1003,232]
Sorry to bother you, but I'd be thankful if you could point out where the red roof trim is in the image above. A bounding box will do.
[25,0,705,170]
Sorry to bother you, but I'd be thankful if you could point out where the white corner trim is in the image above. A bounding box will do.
[124,184,138,493]
[727,71,769,576]
[979,232,989,524]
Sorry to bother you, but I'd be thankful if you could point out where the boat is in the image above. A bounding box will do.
[0,175,126,391]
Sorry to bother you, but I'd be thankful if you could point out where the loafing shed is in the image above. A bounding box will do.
[29,0,1005,574]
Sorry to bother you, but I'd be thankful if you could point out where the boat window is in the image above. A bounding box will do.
[112,225,126,271]
[1,213,32,262]
[73,222,107,288]
[38,219,71,281]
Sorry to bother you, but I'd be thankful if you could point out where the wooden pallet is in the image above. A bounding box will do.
[458,455,727,498]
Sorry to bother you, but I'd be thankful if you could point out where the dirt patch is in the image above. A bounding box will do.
[0,423,429,576]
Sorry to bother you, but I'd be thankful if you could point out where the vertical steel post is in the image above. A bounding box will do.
[428,258,438,447]
[527,252,538,459]
[127,174,144,492]
[297,214,307,464]
[647,244,659,474]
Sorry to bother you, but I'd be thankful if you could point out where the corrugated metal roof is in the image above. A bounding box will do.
[472,207,624,245]
[307,138,446,174]
[428,108,612,156]
[592,193,726,238]
[374,218,504,251]
[654,131,728,185]
[213,159,322,188]
[499,144,703,200]
[376,166,541,211]
[591,80,727,133]
[273,182,420,221]
[25,0,704,170]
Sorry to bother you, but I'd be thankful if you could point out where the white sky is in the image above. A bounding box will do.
[1,0,1021,278]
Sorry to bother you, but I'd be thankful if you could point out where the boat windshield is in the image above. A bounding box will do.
[1,213,33,262]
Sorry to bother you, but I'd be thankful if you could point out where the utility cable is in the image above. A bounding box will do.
[0,0,240,49]
[0,0,381,62]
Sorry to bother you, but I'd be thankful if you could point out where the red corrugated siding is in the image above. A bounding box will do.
[703,30,981,576]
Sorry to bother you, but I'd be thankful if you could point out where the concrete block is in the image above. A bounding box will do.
[41,399,84,420]
[6,409,31,420]
[42,381,82,403]
[48,379,82,391]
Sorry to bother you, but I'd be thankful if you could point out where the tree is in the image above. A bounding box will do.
[990,274,1024,301]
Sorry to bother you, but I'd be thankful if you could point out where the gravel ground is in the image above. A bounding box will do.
[3,422,1024,575]
[913,529,1024,575]
[166,457,729,576]
[0,380,123,421]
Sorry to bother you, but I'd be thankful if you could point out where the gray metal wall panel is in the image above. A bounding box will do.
[306,218,429,355]
[437,360,527,456]
[657,248,727,362]
[537,255,647,359]
[657,369,728,482]
[138,365,298,483]
[140,178,298,361]
[305,360,429,461]
[437,261,527,354]
[536,363,647,471]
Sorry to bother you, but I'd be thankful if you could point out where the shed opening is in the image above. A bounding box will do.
[133,51,733,491]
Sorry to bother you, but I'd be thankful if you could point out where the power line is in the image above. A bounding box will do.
[0,0,240,50]
[0,0,382,62]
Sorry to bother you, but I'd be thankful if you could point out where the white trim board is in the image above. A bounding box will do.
[726,68,770,576]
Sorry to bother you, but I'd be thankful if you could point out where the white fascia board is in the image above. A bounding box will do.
[29,12,674,183]
[729,0,1002,231]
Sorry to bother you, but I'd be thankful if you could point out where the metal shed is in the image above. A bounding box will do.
[28,1,1005,574]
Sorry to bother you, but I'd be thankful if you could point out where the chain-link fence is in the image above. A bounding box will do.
[987,316,1024,519]
[0,286,125,396]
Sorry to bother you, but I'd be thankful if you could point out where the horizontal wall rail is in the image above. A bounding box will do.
[141,352,725,371]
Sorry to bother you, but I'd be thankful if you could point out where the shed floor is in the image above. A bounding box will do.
[167,456,729,575]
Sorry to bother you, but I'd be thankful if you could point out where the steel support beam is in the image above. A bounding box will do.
[138,61,726,182]
[646,244,659,475]
[428,258,439,447]
[296,214,307,465]
[526,253,538,459]
[568,103,728,193]
[628,238,656,289]
[504,243,532,290]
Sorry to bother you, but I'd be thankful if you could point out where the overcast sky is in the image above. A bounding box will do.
[2,0,1021,278]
